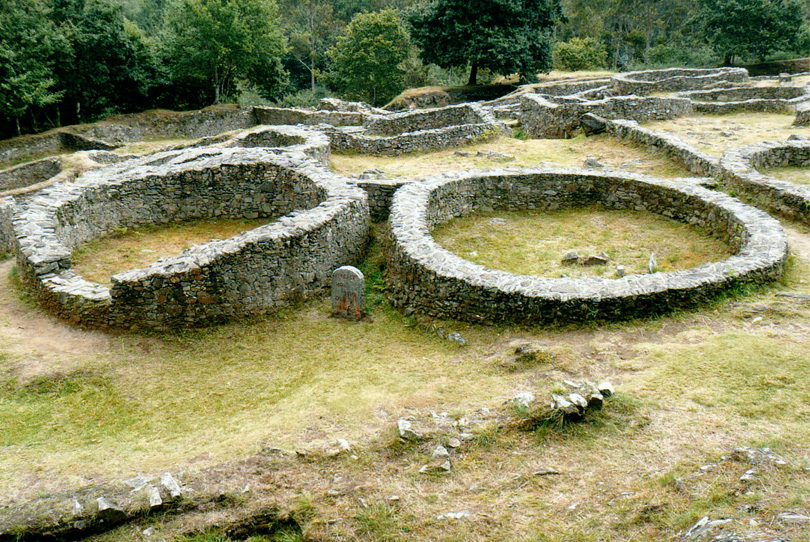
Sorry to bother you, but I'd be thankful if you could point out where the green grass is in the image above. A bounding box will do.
[431,206,733,278]
[71,218,270,283]
[644,112,810,157]
[763,165,810,186]
[330,134,691,179]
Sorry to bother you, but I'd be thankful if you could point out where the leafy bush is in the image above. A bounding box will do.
[552,38,607,71]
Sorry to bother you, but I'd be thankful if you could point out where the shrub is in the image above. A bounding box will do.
[552,38,607,72]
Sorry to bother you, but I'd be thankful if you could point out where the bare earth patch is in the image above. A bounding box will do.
[432,207,733,278]
[644,112,810,157]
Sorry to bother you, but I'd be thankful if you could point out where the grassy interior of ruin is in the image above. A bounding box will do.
[1,113,810,541]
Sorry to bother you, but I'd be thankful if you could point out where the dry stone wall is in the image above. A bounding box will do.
[0,197,14,254]
[796,101,810,126]
[611,67,749,95]
[676,86,810,114]
[719,140,810,223]
[0,157,61,192]
[385,168,787,325]
[323,104,509,156]
[520,94,692,138]
[14,147,369,330]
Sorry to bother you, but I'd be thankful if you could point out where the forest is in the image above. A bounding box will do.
[1,0,809,139]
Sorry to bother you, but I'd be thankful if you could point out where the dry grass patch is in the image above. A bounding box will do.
[71,218,270,284]
[330,134,691,179]
[762,165,810,186]
[644,112,810,157]
[432,206,733,278]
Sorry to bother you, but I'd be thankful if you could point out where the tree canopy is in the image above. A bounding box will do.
[162,0,288,104]
[325,8,411,106]
[408,0,564,85]
[696,0,805,65]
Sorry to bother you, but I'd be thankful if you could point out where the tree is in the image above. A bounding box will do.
[162,0,288,104]
[50,0,162,125]
[0,0,63,136]
[281,0,342,92]
[696,0,804,64]
[325,9,411,106]
[408,0,563,85]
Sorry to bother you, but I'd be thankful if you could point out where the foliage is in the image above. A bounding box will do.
[325,9,411,106]
[162,0,288,104]
[696,0,805,64]
[408,0,564,85]
[553,37,608,71]
[0,0,64,135]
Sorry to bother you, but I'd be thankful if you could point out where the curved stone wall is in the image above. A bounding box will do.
[719,140,810,223]
[14,147,369,330]
[611,67,749,96]
[385,168,787,325]
[676,86,810,114]
[520,94,692,138]
[182,125,331,166]
[604,118,720,177]
[325,104,509,156]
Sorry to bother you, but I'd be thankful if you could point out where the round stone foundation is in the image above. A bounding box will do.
[14,146,370,330]
[384,168,788,324]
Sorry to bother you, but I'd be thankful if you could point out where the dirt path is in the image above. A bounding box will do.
[0,260,112,381]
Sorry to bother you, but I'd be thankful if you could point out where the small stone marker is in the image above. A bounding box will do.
[331,265,365,320]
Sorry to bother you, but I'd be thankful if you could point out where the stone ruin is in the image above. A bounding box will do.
[1,65,809,328]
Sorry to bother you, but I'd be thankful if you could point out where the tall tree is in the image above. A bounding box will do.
[282,0,342,92]
[408,0,563,85]
[50,0,160,125]
[0,0,64,136]
[325,8,411,106]
[697,0,804,64]
[162,0,288,104]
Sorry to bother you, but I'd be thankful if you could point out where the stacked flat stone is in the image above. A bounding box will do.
[603,118,721,177]
[795,100,810,127]
[719,140,810,224]
[520,94,692,139]
[384,168,788,325]
[323,104,510,156]
[675,85,810,115]
[0,196,14,254]
[13,146,369,330]
[610,67,749,96]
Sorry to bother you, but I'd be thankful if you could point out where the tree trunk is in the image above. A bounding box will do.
[468,60,479,86]
[310,59,316,92]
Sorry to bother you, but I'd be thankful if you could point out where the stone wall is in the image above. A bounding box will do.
[675,86,810,114]
[253,106,367,127]
[76,105,257,144]
[520,94,692,138]
[384,168,787,325]
[14,147,370,330]
[0,157,61,192]
[719,141,810,223]
[325,122,507,156]
[795,101,810,126]
[364,104,492,136]
[179,125,331,167]
[611,67,749,95]
[604,119,721,177]
[0,197,14,255]
[353,178,413,221]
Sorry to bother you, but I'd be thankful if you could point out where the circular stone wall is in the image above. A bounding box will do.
[611,67,749,96]
[14,146,369,330]
[385,168,788,324]
[719,140,810,223]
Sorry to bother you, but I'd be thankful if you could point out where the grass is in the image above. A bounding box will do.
[431,206,733,278]
[763,165,810,186]
[5,99,810,542]
[330,134,691,179]
[71,218,269,283]
[644,112,810,157]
